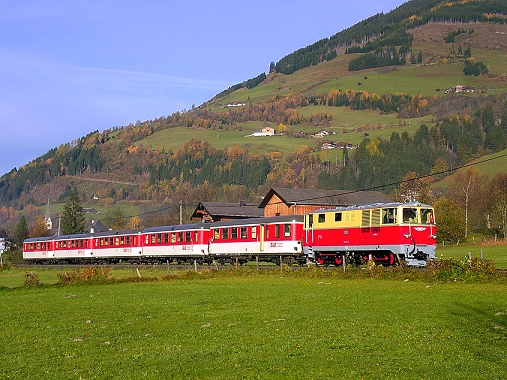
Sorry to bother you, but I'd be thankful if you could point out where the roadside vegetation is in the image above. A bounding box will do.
[0,265,506,379]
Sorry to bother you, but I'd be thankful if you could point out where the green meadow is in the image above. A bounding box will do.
[1,272,506,379]
[438,242,507,269]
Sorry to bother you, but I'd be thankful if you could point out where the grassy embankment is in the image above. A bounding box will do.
[1,269,507,379]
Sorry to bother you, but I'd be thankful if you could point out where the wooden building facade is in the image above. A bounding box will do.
[258,188,392,217]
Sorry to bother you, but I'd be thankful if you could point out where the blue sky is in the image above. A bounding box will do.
[0,0,403,175]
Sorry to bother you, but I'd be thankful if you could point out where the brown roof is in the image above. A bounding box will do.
[258,188,392,208]
[191,201,263,221]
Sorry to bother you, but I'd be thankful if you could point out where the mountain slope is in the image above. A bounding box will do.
[1,0,507,226]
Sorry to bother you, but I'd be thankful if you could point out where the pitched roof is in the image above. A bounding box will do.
[191,201,264,221]
[258,188,392,208]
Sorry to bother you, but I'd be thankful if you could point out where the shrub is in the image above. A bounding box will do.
[56,266,112,285]
[24,272,41,287]
[425,257,498,282]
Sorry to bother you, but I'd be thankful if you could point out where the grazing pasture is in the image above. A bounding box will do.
[1,270,506,379]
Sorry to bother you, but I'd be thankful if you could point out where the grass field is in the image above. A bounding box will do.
[438,242,507,269]
[1,272,506,379]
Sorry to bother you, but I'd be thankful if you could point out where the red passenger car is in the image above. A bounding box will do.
[209,215,305,264]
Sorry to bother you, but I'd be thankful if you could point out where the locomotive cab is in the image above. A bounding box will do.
[303,201,437,267]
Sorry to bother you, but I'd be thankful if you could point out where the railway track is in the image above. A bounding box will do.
[13,263,507,275]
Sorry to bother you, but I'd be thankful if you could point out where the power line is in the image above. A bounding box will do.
[107,150,507,218]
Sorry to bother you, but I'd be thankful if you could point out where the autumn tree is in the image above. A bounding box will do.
[126,216,141,229]
[489,173,507,238]
[30,216,51,238]
[394,171,434,204]
[434,197,466,244]
[105,208,128,230]
[448,167,486,238]
[61,189,86,234]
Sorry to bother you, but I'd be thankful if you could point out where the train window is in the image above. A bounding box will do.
[334,213,342,222]
[185,231,191,242]
[151,234,156,244]
[420,208,435,224]
[251,227,256,239]
[382,208,397,224]
[307,214,313,228]
[213,229,220,240]
[275,224,280,238]
[178,232,183,242]
[170,233,176,243]
[37,243,41,250]
[318,214,326,223]
[126,236,131,245]
[144,235,149,245]
[231,227,238,239]
[265,226,269,239]
[163,234,168,243]
[240,227,247,239]
[284,224,291,237]
[402,208,418,223]
[223,228,229,240]
[194,231,198,242]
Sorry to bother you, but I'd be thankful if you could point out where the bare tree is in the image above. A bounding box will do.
[489,173,507,238]
[449,167,486,238]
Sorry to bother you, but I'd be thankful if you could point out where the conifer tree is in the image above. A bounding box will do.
[61,189,86,234]
[14,215,29,247]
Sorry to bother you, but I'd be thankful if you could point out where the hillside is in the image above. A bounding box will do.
[1,0,507,235]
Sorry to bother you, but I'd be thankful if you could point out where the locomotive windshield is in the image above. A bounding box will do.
[401,207,435,224]
[420,208,435,224]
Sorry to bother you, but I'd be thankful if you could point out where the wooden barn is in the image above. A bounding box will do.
[191,201,264,223]
[259,188,392,217]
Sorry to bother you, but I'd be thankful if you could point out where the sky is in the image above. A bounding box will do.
[0,0,404,176]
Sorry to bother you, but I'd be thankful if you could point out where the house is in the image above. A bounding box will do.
[321,142,335,150]
[310,131,329,138]
[335,141,355,149]
[191,201,264,223]
[89,219,109,233]
[226,101,246,107]
[249,126,276,137]
[258,188,392,217]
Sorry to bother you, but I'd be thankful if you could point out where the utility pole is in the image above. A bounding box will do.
[179,200,183,225]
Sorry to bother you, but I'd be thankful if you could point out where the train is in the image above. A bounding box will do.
[23,201,437,267]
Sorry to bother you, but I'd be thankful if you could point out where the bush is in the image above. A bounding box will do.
[24,272,41,287]
[56,266,112,285]
[425,257,498,282]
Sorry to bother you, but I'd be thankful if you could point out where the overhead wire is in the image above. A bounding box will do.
[117,150,507,218]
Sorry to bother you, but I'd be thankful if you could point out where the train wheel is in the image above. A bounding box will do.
[334,255,343,266]
[388,253,396,266]
[316,254,325,265]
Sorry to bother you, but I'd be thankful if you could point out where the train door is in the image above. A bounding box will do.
[259,224,265,251]
[304,214,314,246]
